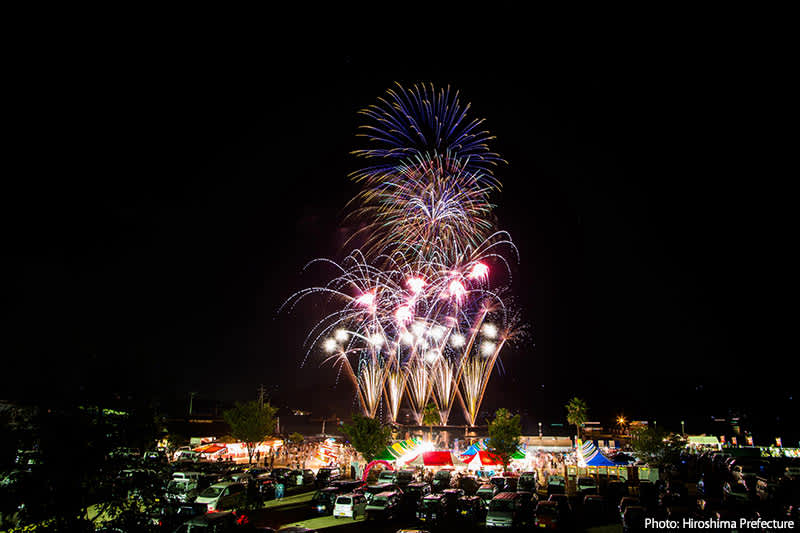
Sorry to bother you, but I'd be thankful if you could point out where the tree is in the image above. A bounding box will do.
[630,426,685,467]
[288,432,304,445]
[487,408,521,472]
[340,413,391,462]
[565,397,589,441]
[223,401,277,465]
[422,402,440,442]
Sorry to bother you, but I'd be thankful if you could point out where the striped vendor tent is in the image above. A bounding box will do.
[577,440,617,467]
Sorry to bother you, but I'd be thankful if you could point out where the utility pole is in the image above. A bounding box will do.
[188,392,198,416]
[257,384,266,409]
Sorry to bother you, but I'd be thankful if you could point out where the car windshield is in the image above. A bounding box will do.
[489,499,514,511]
[537,505,558,516]
[372,496,388,505]
[337,497,351,505]
[312,491,332,502]
[478,489,494,498]
[579,478,596,485]
[199,486,223,498]
[422,499,439,509]
[168,480,191,492]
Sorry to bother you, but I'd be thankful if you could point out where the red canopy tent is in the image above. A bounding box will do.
[464,450,505,468]
[193,444,227,454]
[404,451,467,467]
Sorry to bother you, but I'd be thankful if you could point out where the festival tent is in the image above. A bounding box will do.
[405,451,467,467]
[461,440,525,463]
[193,443,227,454]
[463,449,525,469]
[577,440,618,467]
[374,438,422,461]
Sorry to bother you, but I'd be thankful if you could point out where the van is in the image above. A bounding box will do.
[333,492,367,519]
[486,491,523,528]
[194,482,245,512]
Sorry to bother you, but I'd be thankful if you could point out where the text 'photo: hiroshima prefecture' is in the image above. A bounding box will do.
[1,20,797,533]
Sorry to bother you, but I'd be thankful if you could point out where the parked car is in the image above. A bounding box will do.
[333,493,367,519]
[330,480,365,493]
[518,471,538,492]
[148,502,206,530]
[378,469,397,484]
[577,476,598,495]
[315,467,340,487]
[582,494,608,526]
[533,500,562,529]
[457,495,483,521]
[270,468,293,484]
[486,491,524,528]
[548,493,572,515]
[311,486,342,514]
[547,475,566,495]
[194,482,246,512]
[622,505,646,533]
[418,493,449,525]
[477,483,499,509]
[363,482,402,503]
[441,488,464,517]
[490,475,518,492]
[256,475,276,500]
[289,469,315,486]
[401,482,431,514]
[432,469,452,492]
[365,490,402,520]
[619,496,640,518]
[171,510,247,532]
[395,469,417,490]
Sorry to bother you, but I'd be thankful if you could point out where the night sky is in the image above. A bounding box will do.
[3,37,796,434]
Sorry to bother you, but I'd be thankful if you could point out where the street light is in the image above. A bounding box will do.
[681,420,685,435]
[538,422,542,437]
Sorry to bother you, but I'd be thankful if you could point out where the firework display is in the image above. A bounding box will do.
[283,83,522,426]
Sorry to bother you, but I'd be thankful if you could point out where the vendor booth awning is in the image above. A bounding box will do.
[374,438,422,461]
[577,440,618,467]
[463,449,525,468]
[405,451,466,467]
[688,435,721,446]
[194,444,226,454]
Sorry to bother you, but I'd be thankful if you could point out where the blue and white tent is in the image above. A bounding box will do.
[577,440,618,467]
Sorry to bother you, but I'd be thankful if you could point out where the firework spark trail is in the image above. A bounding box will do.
[282,83,523,424]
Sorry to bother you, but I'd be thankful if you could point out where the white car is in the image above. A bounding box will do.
[172,471,202,481]
[194,482,245,512]
[333,493,367,519]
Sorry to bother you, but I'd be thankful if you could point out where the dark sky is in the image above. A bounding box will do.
[3,34,796,433]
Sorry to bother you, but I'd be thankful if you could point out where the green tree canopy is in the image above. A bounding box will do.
[341,413,391,462]
[487,408,521,472]
[630,426,686,467]
[288,432,304,444]
[223,400,277,464]
[565,397,589,440]
[422,401,440,440]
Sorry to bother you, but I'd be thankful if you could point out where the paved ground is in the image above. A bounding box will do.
[247,489,626,532]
